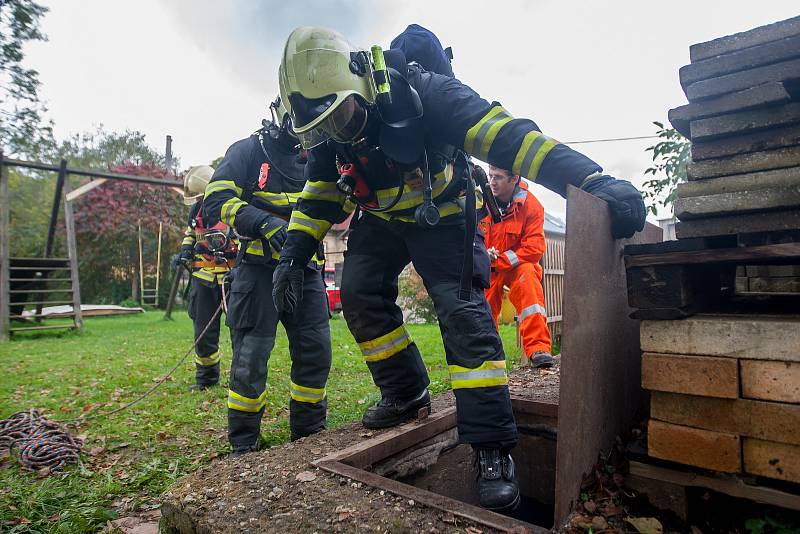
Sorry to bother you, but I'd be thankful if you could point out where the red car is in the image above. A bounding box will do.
[324,268,341,312]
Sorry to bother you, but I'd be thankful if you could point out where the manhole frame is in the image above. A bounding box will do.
[312,397,556,533]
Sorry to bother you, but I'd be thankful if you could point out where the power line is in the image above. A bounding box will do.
[563,135,659,144]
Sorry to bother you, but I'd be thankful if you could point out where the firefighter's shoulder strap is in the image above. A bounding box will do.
[458,155,476,302]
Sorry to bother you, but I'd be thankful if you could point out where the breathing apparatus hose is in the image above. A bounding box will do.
[458,162,477,301]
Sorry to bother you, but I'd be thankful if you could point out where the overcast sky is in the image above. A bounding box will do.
[25,0,799,219]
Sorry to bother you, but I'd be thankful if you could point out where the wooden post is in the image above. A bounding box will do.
[44,159,67,257]
[62,179,83,330]
[163,266,183,320]
[165,135,173,175]
[0,152,10,341]
[155,222,162,306]
[138,221,145,305]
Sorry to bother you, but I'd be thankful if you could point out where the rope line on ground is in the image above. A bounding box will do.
[57,301,225,424]
[0,409,82,471]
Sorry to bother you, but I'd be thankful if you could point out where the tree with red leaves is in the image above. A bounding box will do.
[72,163,184,304]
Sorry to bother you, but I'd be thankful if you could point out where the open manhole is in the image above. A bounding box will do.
[313,397,557,533]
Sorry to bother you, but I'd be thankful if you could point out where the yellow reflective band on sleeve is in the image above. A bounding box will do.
[358,325,412,362]
[512,130,559,181]
[252,191,292,207]
[289,381,326,404]
[449,360,508,389]
[221,198,247,226]
[245,239,281,260]
[195,351,220,367]
[465,106,512,158]
[182,236,195,246]
[301,181,347,203]
[227,389,268,413]
[205,180,242,197]
[288,211,332,240]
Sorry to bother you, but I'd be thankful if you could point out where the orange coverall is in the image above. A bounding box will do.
[480,181,551,356]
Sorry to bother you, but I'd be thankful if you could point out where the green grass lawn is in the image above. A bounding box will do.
[0,311,519,533]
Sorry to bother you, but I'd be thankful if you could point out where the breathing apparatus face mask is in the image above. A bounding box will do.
[203,231,230,254]
[293,94,369,149]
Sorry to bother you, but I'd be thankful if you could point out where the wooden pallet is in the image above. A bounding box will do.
[625,460,800,521]
[624,238,800,319]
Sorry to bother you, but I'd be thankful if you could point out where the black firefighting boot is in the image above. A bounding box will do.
[362,389,431,429]
[190,362,220,391]
[475,448,520,512]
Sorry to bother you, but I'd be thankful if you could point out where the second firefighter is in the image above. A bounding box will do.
[202,100,332,455]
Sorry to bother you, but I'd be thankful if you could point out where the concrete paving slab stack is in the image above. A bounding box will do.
[623,16,800,490]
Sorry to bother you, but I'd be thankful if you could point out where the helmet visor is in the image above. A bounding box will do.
[289,93,337,130]
[296,94,367,149]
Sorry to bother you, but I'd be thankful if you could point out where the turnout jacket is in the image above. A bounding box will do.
[180,201,238,284]
[282,65,602,262]
[203,127,322,266]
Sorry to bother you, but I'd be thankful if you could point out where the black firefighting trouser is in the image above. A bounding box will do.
[340,214,518,450]
[188,277,225,387]
[225,261,332,449]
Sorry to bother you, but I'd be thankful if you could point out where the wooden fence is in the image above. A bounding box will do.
[542,232,565,340]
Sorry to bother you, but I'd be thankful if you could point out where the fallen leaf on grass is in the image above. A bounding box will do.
[357,399,366,405]
[583,500,597,513]
[88,446,105,456]
[625,516,663,534]
[37,467,51,478]
[157,431,168,440]
[295,470,317,482]
[604,504,624,516]
[591,516,609,530]
[108,442,130,451]
[334,505,354,522]
[466,527,483,534]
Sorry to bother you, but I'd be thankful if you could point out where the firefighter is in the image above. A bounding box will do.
[177,165,237,391]
[481,165,553,368]
[202,98,332,455]
[272,26,645,511]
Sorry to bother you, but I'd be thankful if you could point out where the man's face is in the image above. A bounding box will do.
[487,167,519,203]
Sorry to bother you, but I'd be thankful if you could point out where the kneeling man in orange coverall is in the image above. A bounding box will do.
[481,165,553,368]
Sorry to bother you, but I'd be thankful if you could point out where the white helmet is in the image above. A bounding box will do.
[182,165,214,206]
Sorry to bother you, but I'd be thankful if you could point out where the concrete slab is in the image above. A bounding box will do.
[676,209,800,238]
[682,34,800,87]
[690,102,800,142]
[554,187,662,524]
[640,314,800,362]
[669,82,791,138]
[675,185,800,220]
[691,124,800,161]
[745,265,800,276]
[685,57,800,102]
[690,15,800,62]
[688,145,800,179]
[678,165,800,197]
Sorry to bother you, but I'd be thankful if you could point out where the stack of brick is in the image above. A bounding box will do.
[623,16,800,489]
[640,315,800,482]
[669,15,800,240]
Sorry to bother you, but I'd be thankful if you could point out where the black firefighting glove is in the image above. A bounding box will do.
[260,216,288,257]
[272,258,304,316]
[173,248,193,269]
[581,174,646,239]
